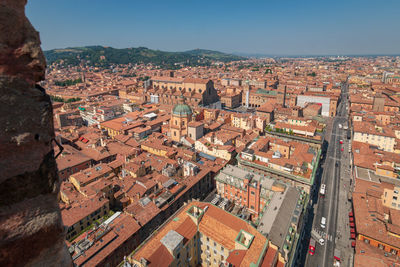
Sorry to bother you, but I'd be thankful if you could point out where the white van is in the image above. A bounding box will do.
[321,217,326,228]
[320,184,326,196]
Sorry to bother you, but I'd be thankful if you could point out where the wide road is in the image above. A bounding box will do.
[304,82,349,267]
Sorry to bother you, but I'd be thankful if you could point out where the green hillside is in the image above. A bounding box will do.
[44,46,245,68]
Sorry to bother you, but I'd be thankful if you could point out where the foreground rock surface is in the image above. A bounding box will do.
[0,0,72,266]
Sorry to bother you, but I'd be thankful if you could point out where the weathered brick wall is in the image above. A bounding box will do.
[0,0,72,266]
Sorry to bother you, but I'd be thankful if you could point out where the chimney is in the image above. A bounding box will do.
[100,137,106,147]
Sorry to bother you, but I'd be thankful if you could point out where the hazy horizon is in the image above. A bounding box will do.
[27,0,400,55]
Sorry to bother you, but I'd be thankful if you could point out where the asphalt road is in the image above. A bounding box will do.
[303,83,349,267]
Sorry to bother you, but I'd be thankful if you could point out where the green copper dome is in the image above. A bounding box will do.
[172,103,192,116]
[172,95,192,116]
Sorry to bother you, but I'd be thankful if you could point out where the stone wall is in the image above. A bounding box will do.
[0,0,72,266]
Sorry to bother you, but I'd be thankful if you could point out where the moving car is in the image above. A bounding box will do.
[321,216,326,228]
[320,184,326,197]
[309,238,316,255]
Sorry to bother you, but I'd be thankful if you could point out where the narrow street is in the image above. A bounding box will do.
[302,82,354,267]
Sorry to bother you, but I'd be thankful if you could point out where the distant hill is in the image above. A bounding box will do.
[44,46,245,68]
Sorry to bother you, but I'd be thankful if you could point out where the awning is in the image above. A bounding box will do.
[198,152,216,161]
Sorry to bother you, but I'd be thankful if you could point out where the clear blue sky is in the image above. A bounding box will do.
[26,0,400,55]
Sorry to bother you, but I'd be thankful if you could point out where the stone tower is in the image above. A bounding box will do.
[0,0,72,266]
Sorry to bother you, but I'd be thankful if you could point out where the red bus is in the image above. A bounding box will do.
[309,238,316,255]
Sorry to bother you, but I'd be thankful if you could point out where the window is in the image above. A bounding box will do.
[392,203,396,207]
[214,242,216,247]
[393,196,398,201]
[251,205,255,209]
[251,191,255,195]
[221,246,224,252]
[174,132,176,136]
[207,237,209,241]
[395,190,399,194]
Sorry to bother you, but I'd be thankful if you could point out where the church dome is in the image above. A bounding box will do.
[172,96,192,116]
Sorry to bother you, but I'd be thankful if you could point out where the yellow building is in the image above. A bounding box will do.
[231,113,252,131]
[69,163,113,192]
[127,201,284,267]
[382,186,400,209]
[170,96,192,142]
[140,137,176,158]
[195,139,234,161]
[100,114,142,139]
[376,165,398,179]
[353,122,396,152]
[62,197,110,240]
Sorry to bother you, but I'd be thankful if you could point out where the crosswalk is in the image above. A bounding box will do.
[314,229,333,241]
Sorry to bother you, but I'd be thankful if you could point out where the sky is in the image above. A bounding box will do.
[26,0,400,55]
